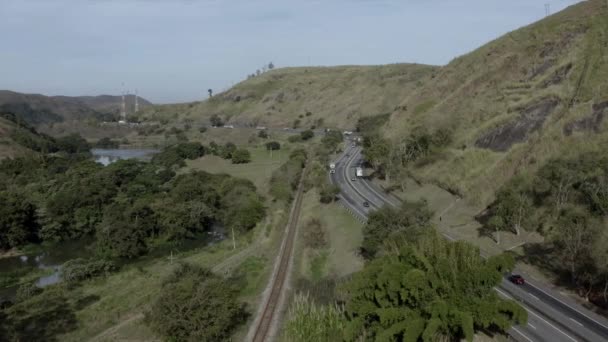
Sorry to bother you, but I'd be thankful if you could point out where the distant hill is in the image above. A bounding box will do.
[54,94,152,115]
[0,90,152,127]
[380,0,608,205]
[139,64,438,129]
[0,112,58,159]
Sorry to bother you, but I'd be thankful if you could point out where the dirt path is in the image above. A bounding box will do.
[89,313,145,342]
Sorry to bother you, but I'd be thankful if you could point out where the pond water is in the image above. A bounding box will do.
[92,148,159,166]
[0,239,93,299]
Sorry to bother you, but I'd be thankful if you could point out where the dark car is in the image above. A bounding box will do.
[363,201,370,207]
[509,274,525,285]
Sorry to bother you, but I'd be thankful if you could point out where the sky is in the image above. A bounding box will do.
[0,0,582,103]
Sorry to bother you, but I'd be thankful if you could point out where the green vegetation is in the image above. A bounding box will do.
[361,200,432,259]
[145,263,247,341]
[269,148,307,201]
[342,231,526,341]
[231,148,251,164]
[488,151,608,305]
[94,137,120,148]
[300,129,314,141]
[61,258,117,285]
[285,293,346,342]
[266,141,281,150]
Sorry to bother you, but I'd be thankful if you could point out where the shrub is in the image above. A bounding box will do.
[258,130,269,139]
[303,218,327,249]
[146,263,247,341]
[266,141,281,151]
[61,258,117,284]
[231,149,251,164]
[300,130,314,141]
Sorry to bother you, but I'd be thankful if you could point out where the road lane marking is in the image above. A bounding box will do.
[525,281,608,331]
[496,288,577,342]
[526,309,577,342]
[495,288,513,300]
[528,323,537,330]
[529,293,540,301]
[569,318,584,327]
[512,327,535,342]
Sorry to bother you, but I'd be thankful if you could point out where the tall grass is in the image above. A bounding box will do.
[284,293,346,342]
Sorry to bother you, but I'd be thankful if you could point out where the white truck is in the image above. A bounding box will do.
[329,163,336,174]
[356,167,363,177]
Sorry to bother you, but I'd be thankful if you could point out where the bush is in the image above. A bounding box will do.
[146,263,247,341]
[61,258,117,284]
[293,119,301,129]
[303,219,327,249]
[94,137,120,149]
[266,141,281,151]
[319,185,340,204]
[258,130,268,139]
[231,149,251,164]
[300,130,314,141]
[288,135,302,143]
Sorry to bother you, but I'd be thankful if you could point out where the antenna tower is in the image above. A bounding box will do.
[134,89,139,113]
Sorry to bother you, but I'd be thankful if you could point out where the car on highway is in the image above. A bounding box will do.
[351,177,357,181]
[508,274,525,285]
[363,201,369,207]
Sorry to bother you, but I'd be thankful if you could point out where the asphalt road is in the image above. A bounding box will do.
[330,143,608,342]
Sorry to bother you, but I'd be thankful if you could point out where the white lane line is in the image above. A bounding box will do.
[496,288,577,342]
[528,323,537,330]
[495,288,513,300]
[529,293,540,301]
[527,309,578,342]
[569,318,584,327]
[526,281,608,330]
[512,327,536,342]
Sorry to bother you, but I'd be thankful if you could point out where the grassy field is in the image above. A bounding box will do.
[378,177,543,257]
[185,145,290,194]
[296,190,364,281]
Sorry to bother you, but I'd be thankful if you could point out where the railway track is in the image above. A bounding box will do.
[251,162,308,342]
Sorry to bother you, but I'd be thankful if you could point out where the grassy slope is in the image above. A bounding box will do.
[139,64,438,130]
[384,0,608,207]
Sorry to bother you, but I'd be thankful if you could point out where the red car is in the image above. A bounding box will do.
[509,274,525,285]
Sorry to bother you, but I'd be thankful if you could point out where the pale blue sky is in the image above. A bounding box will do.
[0,0,581,103]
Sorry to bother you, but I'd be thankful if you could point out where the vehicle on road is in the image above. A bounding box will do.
[363,201,369,207]
[223,125,234,129]
[508,274,525,285]
[351,177,357,182]
[329,163,336,174]
[356,167,363,177]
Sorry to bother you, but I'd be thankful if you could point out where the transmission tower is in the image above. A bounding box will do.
[545,3,551,17]
[134,89,139,113]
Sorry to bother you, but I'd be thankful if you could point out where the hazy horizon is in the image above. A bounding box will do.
[1,0,582,104]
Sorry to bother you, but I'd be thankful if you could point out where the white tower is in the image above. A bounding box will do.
[120,91,127,124]
[134,89,139,113]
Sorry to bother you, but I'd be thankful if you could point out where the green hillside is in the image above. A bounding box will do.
[139,64,438,129]
[381,0,608,206]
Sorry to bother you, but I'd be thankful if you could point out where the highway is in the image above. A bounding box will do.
[330,143,608,342]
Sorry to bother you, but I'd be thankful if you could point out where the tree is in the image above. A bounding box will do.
[220,142,237,159]
[209,114,224,127]
[266,141,281,151]
[231,149,251,164]
[146,263,247,341]
[319,185,340,204]
[342,231,526,342]
[55,133,91,154]
[491,176,532,235]
[268,62,275,70]
[0,190,39,249]
[208,89,213,97]
[293,119,301,129]
[258,130,269,139]
[361,200,432,259]
[300,130,314,141]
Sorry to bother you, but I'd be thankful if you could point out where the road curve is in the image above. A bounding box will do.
[330,144,608,342]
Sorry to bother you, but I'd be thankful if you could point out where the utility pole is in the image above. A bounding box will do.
[231,227,236,250]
